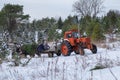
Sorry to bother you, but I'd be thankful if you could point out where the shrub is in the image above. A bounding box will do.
[90,65,106,71]
[21,43,38,56]
[0,50,8,59]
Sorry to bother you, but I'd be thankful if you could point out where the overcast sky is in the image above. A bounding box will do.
[0,0,120,21]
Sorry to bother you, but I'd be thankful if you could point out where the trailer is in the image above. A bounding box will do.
[36,42,61,57]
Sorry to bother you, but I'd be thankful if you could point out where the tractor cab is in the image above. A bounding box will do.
[64,30,80,46]
[64,30,80,39]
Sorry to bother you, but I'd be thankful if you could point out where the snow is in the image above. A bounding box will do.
[56,29,62,34]
[0,42,120,80]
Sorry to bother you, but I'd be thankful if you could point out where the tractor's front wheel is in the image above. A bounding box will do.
[61,41,72,56]
[78,46,85,55]
[75,45,85,55]
[91,44,97,54]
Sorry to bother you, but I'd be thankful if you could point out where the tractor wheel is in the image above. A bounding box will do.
[91,44,97,54]
[61,41,72,56]
[75,45,85,55]
[56,50,61,56]
[78,46,85,55]
[75,52,79,54]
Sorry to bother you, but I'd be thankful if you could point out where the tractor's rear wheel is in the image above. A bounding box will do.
[91,44,97,54]
[61,41,72,56]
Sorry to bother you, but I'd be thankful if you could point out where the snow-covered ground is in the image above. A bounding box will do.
[0,42,120,80]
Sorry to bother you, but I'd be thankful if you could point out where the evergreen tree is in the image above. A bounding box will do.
[86,19,95,37]
[80,15,92,34]
[0,4,29,40]
[102,10,120,34]
[92,22,105,41]
[57,17,63,29]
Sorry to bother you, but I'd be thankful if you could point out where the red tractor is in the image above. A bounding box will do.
[60,29,97,56]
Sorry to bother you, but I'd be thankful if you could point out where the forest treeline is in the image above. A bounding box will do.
[0,2,120,43]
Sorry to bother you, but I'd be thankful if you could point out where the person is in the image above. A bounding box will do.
[67,34,72,38]
[43,39,50,50]
[37,39,50,52]
[37,43,45,52]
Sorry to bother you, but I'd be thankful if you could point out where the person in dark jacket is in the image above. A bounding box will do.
[36,40,50,56]
[37,39,50,52]
[37,44,45,52]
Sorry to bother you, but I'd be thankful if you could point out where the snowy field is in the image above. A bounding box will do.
[0,42,120,80]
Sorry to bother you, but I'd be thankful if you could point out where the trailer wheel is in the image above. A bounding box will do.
[91,44,97,54]
[61,41,72,56]
[56,50,61,56]
[36,52,41,57]
[48,53,53,57]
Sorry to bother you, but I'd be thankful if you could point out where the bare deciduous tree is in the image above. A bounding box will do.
[73,0,104,17]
